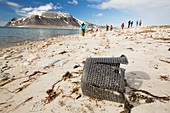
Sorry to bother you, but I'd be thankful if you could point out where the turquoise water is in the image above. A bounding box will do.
[0,26,80,48]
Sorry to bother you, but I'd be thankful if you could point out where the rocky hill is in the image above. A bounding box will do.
[5,12,81,28]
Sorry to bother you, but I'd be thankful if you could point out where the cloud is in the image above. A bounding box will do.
[16,3,62,17]
[89,0,170,25]
[68,0,78,5]
[95,13,103,17]
[6,1,21,7]
[94,0,170,10]
[0,0,21,8]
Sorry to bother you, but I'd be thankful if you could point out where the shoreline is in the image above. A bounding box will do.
[0,33,80,50]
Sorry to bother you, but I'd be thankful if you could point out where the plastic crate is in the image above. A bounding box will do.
[81,55,128,102]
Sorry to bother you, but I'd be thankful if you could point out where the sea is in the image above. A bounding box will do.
[0,26,80,48]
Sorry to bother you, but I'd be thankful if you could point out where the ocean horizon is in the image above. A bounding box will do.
[0,26,80,48]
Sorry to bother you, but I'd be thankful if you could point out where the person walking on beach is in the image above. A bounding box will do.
[81,23,86,36]
[139,20,142,26]
[131,21,133,27]
[110,25,113,31]
[106,24,109,31]
[128,20,131,28]
[121,23,124,30]
[136,20,138,27]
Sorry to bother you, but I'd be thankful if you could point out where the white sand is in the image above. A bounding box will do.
[0,26,170,113]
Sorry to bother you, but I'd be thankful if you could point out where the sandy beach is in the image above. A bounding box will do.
[0,25,170,113]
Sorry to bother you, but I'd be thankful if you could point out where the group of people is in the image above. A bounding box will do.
[81,20,142,36]
[106,24,113,31]
[121,20,142,30]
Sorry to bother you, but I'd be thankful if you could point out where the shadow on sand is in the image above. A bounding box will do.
[125,71,150,90]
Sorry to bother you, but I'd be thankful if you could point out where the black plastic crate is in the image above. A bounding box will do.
[81,55,128,102]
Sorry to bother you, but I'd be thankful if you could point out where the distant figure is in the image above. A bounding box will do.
[131,21,133,27]
[96,29,98,32]
[106,24,109,31]
[81,23,86,36]
[121,23,124,30]
[88,25,93,33]
[128,20,131,28]
[110,25,113,31]
[139,20,142,26]
[136,20,138,27]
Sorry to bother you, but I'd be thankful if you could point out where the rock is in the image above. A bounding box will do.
[73,64,81,69]
[37,41,51,49]
[58,51,67,55]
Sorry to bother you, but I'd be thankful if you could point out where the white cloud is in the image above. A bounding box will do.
[68,0,78,5]
[4,1,21,8]
[16,3,62,17]
[95,13,103,17]
[89,0,170,25]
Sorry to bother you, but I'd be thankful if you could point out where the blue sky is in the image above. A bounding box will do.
[0,0,170,27]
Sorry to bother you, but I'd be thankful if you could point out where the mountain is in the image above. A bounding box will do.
[5,12,82,28]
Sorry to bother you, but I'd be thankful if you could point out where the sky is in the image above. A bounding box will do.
[0,0,170,27]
